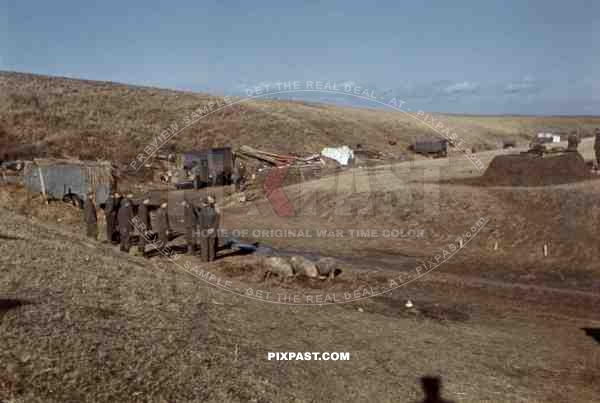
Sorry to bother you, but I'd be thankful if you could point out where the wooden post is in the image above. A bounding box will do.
[38,166,48,204]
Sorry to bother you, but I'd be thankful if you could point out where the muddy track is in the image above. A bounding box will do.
[255,241,600,301]
[345,256,600,300]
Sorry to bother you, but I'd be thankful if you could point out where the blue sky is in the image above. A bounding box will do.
[2,0,598,114]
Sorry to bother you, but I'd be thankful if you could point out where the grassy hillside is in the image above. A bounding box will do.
[2,71,599,162]
[1,186,599,402]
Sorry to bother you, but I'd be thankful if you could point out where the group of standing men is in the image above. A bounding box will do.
[83,191,219,262]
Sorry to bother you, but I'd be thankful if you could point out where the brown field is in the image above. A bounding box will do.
[1,72,600,402]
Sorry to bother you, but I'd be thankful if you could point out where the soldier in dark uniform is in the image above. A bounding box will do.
[113,192,123,243]
[155,201,170,253]
[198,196,218,262]
[84,192,98,239]
[105,192,121,244]
[136,197,151,257]
[193,202,203,257]
[182,199,196,255]
[117,193,134,252]
[233,160,246,191]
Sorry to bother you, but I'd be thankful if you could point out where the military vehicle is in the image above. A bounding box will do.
[414,137,448,158]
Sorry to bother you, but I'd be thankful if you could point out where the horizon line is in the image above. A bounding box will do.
[1,69,598,119]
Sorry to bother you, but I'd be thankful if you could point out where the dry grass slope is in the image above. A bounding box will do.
[1,197,600,403]
[2,71,600,162]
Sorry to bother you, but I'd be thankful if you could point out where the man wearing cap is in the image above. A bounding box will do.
[83,192,98,240]
[136,197,152,257]
[105,192,121,244]
[156,201,170,253]
[198,194,219,262]
[117,193,135,253]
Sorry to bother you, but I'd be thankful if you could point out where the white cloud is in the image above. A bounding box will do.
[502,76,542,95]
[443,81,479,95]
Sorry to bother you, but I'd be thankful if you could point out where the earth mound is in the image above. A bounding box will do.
[482,151,590,186]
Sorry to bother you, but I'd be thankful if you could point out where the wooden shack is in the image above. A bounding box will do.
[22,159,115,206]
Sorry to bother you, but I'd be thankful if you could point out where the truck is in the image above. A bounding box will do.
[21,159,115,208]
[530,132,561,148]
[414,137,448,158]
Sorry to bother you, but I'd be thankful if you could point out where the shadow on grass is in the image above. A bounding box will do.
[582,328,600,344]
[0,298,32,320]
[0,233,25,241]
[417,376,456,403]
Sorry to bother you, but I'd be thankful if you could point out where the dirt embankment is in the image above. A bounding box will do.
[482,151,591,186]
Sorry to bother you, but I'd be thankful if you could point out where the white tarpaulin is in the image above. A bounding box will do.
[536,133,561,144]
[321,146,354,166]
